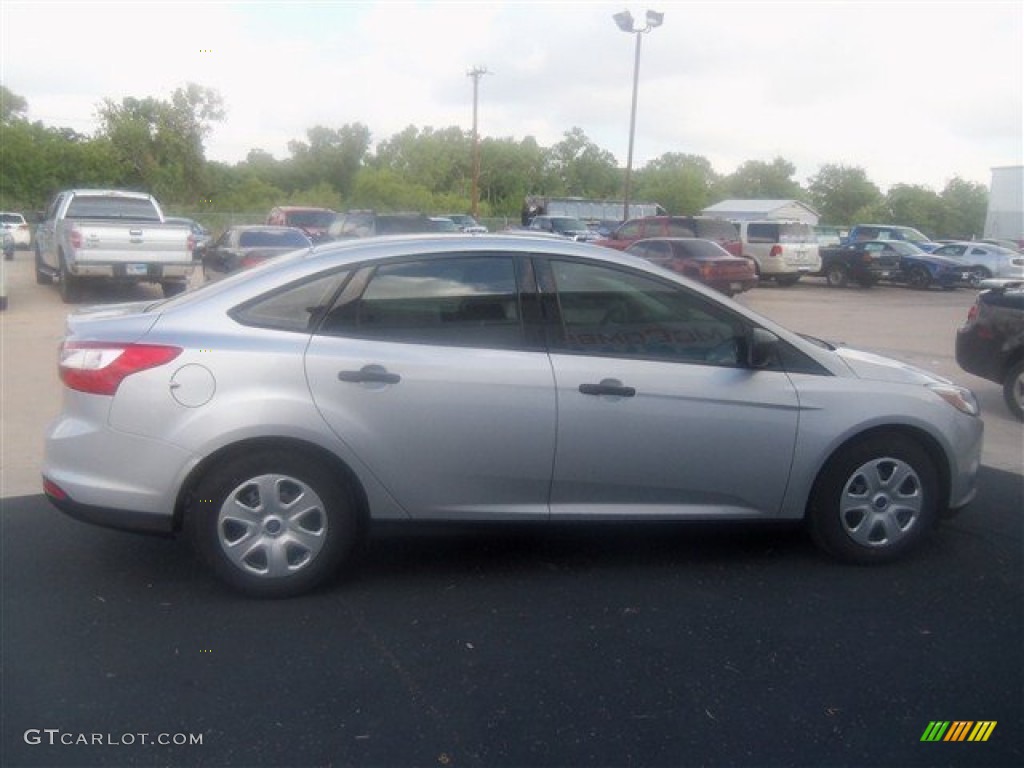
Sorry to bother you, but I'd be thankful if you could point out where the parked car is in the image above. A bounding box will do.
[882,241,972,290]
[165,217,213,257]
[978,239,1022,253]
[845,224,939,252]
[429,217,460,232]
[441,214,488,233]
[625,237,758,296]
[202,225,312,280]
[955,281,1024,420]
[0,211,32,249]
[43,234,983,596]
[929,242,1024,286]
[734,220,821,285]
[595,216,741,256]
[816,240,902,288]
[266,207,336,242]
[327,210,439,239]
[526,215,600,241]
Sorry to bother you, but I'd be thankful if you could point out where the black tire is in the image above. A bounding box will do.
[186,449,361,597]
[775,274,801,287]
[807,433,939,564]
[825,263,848,288]
[907,266,932,290]
[1003,360,1024,421]
[58,253,81,303]
[161,280,187,298]
[968,267,991,288]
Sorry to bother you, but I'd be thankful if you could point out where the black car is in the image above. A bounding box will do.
[955,281,1024,420]
[817,240,901,288]
[202,226,312,280]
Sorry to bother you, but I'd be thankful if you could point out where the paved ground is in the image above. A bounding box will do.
[1,249,1021,767]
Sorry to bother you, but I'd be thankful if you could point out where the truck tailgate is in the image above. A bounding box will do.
[70,221,193,264]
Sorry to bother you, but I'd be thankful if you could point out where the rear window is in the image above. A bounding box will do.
[670,240,730,259]
[0,213,26,225]
[64,196,161,221]
[693,218,739,241]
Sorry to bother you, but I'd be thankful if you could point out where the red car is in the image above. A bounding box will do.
[626,238,758,296]
[595,216,742,257]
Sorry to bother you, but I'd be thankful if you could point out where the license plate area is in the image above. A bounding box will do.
[125,264,148,276]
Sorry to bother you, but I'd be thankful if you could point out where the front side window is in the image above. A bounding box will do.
[320,255,523,348]
[549,259,745,365]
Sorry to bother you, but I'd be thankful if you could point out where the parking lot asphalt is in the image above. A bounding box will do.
[1,248,1022,767]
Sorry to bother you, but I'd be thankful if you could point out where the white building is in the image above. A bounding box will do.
[983,166,1023,242]
[702,199,820,225]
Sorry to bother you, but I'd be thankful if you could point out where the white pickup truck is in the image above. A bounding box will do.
[34,189,197,302]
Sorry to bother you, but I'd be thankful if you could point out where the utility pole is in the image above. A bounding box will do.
[467,66,490,219]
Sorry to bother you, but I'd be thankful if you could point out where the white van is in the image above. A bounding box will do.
[734,220,821,285]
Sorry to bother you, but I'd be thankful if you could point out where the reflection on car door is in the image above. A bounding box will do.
[542,258,800,518]
[304,254,557,520]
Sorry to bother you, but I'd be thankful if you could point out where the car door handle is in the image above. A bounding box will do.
[579,381,636,398]
[338,365,401,385]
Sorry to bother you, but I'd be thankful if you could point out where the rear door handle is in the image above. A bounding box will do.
[579,380,636,398]
[338,365,401,385]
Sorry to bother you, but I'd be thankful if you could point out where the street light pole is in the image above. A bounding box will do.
[467,66,490,219]
[613,10,663,222]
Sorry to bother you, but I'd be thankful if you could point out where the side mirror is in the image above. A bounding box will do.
[746,328,779,369]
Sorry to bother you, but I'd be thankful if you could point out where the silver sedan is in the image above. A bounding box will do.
[44,235,984,596]
[930,241,1024,285]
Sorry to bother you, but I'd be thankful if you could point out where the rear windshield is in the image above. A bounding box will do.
[778,222,815,243]
[693,218,739,241]
[0,213,26,225]
[238,230,310,248]
[670,239,730,259]
[286,210,335,228]
[65,196,161,221]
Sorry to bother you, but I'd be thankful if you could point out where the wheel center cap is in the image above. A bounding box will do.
[873,494,890,511]
[264,517,284,535]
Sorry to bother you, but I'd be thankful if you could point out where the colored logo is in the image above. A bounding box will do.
[921,721,996,742]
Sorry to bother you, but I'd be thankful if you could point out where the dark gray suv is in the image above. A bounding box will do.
[327,211,439,239]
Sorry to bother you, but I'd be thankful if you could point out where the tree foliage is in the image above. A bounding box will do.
[0,85,991,239]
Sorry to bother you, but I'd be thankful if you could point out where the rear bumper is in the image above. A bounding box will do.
[43,480,175,535]
[69,261,195,280]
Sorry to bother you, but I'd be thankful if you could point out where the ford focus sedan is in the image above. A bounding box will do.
[43,235,984,596]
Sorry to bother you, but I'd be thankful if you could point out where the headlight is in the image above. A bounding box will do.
[927,383,980,416]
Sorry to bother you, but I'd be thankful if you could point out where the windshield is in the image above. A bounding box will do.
[287,210,335,228]
[889,241,925,256]
[239,230,311,248]
[778,222,815,243]
[551,217,588,231]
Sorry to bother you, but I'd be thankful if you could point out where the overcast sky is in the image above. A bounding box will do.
[3,1,1021,193]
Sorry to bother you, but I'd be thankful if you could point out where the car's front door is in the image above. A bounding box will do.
[540,257,800,518]
[305,253,557,520]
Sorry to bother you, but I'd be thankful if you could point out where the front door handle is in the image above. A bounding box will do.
[338,365,401,385]
[579,380,636,398]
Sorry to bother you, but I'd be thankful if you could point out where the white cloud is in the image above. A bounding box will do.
[3,0,1021,192]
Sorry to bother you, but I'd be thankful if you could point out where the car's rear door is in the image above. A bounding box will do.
[305,252,557,520]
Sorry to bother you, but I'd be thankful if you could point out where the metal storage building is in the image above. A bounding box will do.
[702,199,820,225]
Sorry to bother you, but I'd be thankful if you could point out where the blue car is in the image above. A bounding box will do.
[885,241,971,290]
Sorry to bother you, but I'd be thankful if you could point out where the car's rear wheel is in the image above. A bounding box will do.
[825,264,848,288]
[907,266,932,290]
[34,247,51,285]
[775,274,801,286]
[187,449,361,597]
[161,280,187,298]
[58,254,80,303]
[807,433,938,563]
[1003,360,1024,421]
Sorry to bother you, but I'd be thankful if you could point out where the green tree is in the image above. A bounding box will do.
[286,123,371,197]
[717,157,803,200]
[96,83,224,203]
[544,128,619,198]
[374,125,471,195]
[806,164,883,225]
[938,177,988,239]
[633,153,719,214]
[1,85,28,124]
[884,184,944,237]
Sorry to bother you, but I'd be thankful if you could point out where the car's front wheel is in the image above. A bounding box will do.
[968,267,991,287]
[1003,360,1024,421]
[907,266,932,290]
[187,449,362,597]
[807,433,939,563]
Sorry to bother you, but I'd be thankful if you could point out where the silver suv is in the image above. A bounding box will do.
[735,220,821,285]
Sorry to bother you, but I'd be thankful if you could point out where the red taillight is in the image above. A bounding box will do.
[769,245,783,258]
[59,342,182,395]
[69,224,83,249]
[966,304,979,323]
[43,478,68,500]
